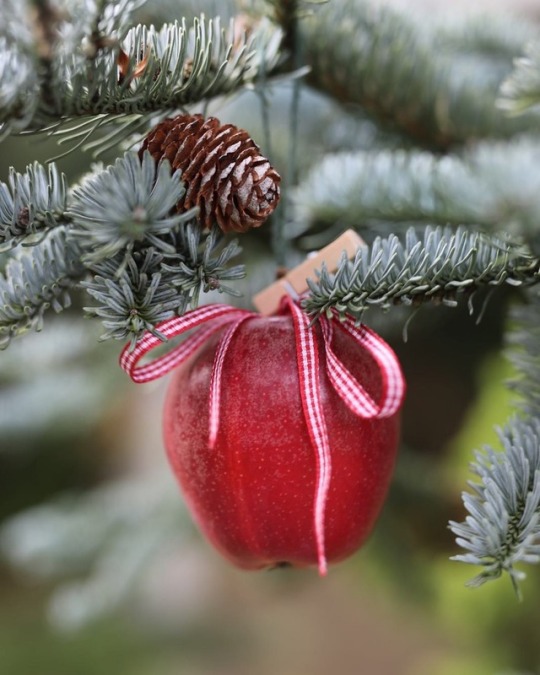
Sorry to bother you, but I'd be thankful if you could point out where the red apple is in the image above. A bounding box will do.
[163,313,402,572]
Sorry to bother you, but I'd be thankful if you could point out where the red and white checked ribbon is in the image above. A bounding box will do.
[120,299,405,575]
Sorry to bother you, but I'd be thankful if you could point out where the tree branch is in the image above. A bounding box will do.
[0,228,85,349]
[303,226,540,320]
[301,0,540,149]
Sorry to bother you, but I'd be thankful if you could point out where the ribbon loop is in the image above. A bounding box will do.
[120,304,251,383]
[334,314,404,418]
[320,313,405,419]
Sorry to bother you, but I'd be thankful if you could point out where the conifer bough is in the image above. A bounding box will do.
[140,114,281,233]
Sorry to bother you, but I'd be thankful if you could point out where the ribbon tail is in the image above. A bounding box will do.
[208,315,252,450]
[288,300,331,576]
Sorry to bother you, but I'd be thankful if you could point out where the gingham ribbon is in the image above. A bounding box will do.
[120,299,405,575]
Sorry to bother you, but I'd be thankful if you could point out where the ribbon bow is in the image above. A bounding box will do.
[120,297,405,575]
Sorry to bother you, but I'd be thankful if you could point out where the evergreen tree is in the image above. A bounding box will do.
[2,0,540,625]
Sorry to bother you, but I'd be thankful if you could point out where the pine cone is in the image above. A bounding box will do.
[140,114,281,234]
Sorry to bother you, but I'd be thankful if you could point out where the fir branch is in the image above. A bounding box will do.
[449,417,540,595]
[88,0,149,49]
[119,15,282,103]
[0,228,85,349]
[1,0,147,137]
[499,40,540,115]
[0,38,39,135]
[33,14,283,154]
[162,222,245,305]
[0,2,41,137]
[302,0,540,149]
[83,223,245,344]
[82,248,185,345]
[32,0,63,114]
[0,471,183,630]
[303,226,540,321]
[51,0,146,69]
[291,138,540,247]
[0,162,68,251]
[69,151,194,263]
[449,290,540,592]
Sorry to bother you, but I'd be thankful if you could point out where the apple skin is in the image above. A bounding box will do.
[163,314,401,571]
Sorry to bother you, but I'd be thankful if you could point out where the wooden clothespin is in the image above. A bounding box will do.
[252,229,366,315]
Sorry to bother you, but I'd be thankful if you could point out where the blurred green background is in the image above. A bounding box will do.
[2,1,540,674]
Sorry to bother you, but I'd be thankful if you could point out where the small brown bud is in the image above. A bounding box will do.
[117,48,150,85]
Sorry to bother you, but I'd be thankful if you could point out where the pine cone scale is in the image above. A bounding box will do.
[140,114,280,233]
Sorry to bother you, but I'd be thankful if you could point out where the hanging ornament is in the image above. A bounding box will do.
[120,232,406,575]
[140,114,281,233]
